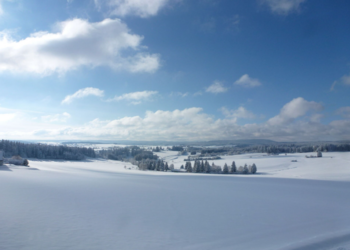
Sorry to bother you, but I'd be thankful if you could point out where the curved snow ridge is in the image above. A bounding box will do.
[284,231,350,250]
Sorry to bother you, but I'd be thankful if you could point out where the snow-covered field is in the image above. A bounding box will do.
[1,152,350,250]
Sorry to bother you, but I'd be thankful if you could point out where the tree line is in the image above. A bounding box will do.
[137,159,257,175]
[98,146,159,163]
[0,140,95,160]
[197,143,350,156]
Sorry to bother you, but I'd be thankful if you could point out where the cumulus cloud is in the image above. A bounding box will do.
[31,97,348,142]
[261,0,306,15]
[206,81,228,94]
[0,113,16,122]
[107,91,158,104]
[268,97,323,125]
[0,18,160,75]
[234,74,262,88]
[220,107,256,120]
[95,0,170,18]
[2,97,349,141]
[62,87,104,104]
[42,112,71,123]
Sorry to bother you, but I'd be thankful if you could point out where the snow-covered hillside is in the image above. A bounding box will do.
[1,152,350,250]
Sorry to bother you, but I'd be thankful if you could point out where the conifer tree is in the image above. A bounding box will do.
[223,163,229,174]
[193,161,198,173]
[187,164,192,172]
[230,161,236,173]
[205,160,211,173]
[243,164,249,174]
[156,161,160,171]
[250,163,257,174]
[200,161,205,173]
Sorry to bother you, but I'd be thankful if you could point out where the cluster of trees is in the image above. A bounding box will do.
[182,161,257,174]
[98,146,158,162]
[201,148,227,154]
[168,146,184,151]
[136,159,257,175]
[98,147,130,160]
[137,159,174,171]
[0,140,95,160]
[152,146,164,152]
[197,143,350,156]
[5,155,29,166]
[184,156,221,161]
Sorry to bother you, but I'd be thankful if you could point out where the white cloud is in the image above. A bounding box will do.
[2,97,350,141]
[0,113,16,122]
[42,112,71,123]
[0,18,160,75]
[206,81,228,94]
[336,107,350,119]
[29,101,346,141]
[341,74,350,85]
[268,97,323,125]
[262,0,306,15]
[29,98,334,141]
[234,74,262,88]
[108,91,158,104]
[220,107,256,119]
[62,87,104,104]
[95,0,170,18]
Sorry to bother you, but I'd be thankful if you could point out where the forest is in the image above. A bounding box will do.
[198,143,350,156]
[0,140,95,160]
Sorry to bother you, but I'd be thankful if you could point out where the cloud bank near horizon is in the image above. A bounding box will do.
[14,97,348,142]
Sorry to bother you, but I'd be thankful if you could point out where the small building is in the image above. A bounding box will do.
[317,151,323,158]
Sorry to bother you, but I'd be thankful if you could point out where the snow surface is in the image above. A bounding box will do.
[1,152,350,250]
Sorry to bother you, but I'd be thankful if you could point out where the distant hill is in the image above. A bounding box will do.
[26,139,278,146]
[24,139,349,147]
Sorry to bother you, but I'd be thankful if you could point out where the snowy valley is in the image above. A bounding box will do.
[1,149,350,250]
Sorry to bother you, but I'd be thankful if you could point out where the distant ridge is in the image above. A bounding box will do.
[25,139,278,146]
[21,139,348,147]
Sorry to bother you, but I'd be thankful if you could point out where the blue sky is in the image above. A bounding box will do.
[0,0,350,141]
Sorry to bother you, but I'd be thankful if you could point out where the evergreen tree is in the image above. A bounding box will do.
[223,163,229,174]
[156,161,160,171]
[185,161,189,171]
[250,163,257,174]
[195,160,201,173]
[205,160,211,173]
[193,161,198,172]
[243,164,249,174]
[187,164,192,172]
[230,161,236,173]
